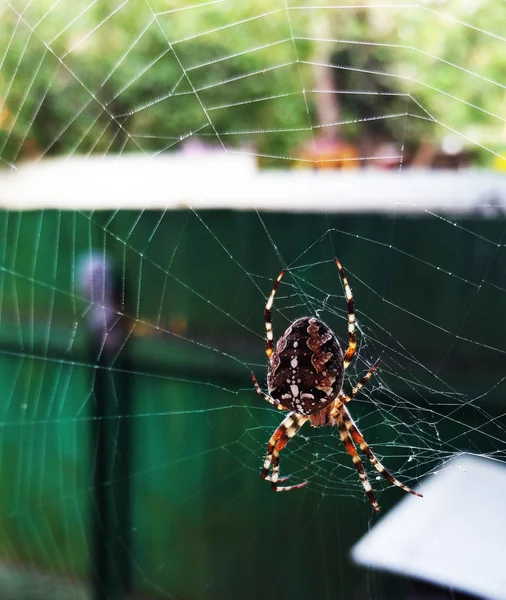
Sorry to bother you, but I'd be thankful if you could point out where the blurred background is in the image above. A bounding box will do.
[0,1,505,599]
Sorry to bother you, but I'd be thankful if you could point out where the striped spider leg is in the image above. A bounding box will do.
[337,404,423,511]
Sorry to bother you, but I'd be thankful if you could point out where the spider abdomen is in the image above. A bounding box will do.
[267,317,344,415]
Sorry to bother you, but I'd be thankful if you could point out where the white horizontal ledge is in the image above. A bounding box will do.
[1,154,505,214]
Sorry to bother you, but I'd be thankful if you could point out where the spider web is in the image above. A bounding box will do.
[0,1,506,599]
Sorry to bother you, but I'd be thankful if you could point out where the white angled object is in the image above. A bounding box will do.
[351,454,506,600]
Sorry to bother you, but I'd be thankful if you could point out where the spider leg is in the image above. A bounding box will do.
[330,359,380,417]
[342,406,423,498]
[336,415,380,512]
[262,411,309,491]
[251,372,286,410]
[264,268,285,360]
[334,258,357,370]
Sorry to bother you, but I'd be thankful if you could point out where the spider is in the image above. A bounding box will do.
[251,259,422,512]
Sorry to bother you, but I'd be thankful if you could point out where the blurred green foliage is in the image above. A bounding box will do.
[0,0,504,165]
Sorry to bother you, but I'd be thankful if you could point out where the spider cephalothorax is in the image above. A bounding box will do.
[251,259,422,512]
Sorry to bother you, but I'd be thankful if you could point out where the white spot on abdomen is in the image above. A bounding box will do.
[290,357,298,368]
[290,384,299,397]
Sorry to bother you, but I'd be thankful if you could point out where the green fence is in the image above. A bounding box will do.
[0,209,504,599]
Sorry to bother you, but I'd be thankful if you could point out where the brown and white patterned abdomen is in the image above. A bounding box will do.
[267,317,344,415]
